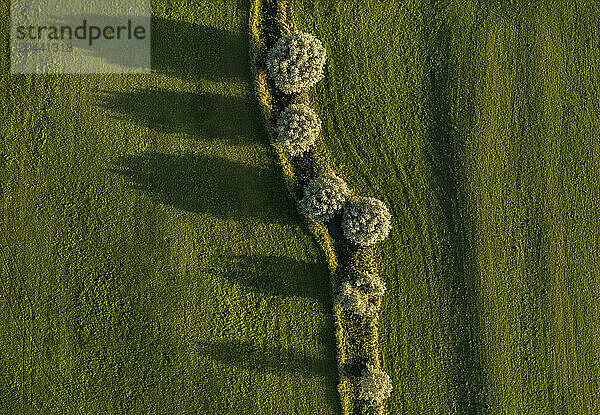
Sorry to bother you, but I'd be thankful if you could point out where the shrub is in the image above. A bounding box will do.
[354,271,386,297]
[336,282,373,317]
[359,364,393,402]
[342,197,391,246]
[299,173,350,223]
[266,31,327,94]
[275,104,321,156]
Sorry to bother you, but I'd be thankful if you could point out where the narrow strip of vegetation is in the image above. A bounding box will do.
[249,1,392,413]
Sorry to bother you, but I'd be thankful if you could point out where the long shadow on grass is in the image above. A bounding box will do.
[91,15,262,145]
[189,339,332,377]
[95,89,257,144]
[422,3,487,413]
[110,152,295,223]
[53,15,248,80]
[218,255,331,303]
[205,254,340,409]
[151,17,248,80]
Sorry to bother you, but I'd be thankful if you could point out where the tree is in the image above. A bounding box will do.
[359,363,393,402]
[336,282,374,317]
[299,173,350,223]
[275,104,321,155]
[266,31,327,94]
[354,270,386,297]
[342,197,391,246]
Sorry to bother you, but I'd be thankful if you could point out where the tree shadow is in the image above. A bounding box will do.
[218,255,331,303]
[189,339,331,377]
[95,88,258,143]
[152,17,249,80]
[188,337,341,410]
[110,152,295,223]
[48,15,248,80]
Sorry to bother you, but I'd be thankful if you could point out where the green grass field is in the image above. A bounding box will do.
[0,1,340,413]
[295,0,600,413]
[2,0,600,413]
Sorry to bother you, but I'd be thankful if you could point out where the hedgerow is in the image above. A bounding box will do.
[250,2,391,412]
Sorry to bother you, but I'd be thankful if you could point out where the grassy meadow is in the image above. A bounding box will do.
[2,0,599,413]
[0,0,340,413]
[295,0,600,413]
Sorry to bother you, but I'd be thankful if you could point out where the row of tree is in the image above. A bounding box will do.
[266,31,393,404]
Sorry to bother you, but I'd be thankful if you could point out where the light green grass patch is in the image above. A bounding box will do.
[0,1,339,413]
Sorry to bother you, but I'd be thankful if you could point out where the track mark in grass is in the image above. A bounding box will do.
[422,2,486,412]
[512,14,553,411]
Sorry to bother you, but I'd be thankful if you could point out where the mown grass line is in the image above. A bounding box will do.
[422,2,486,412]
